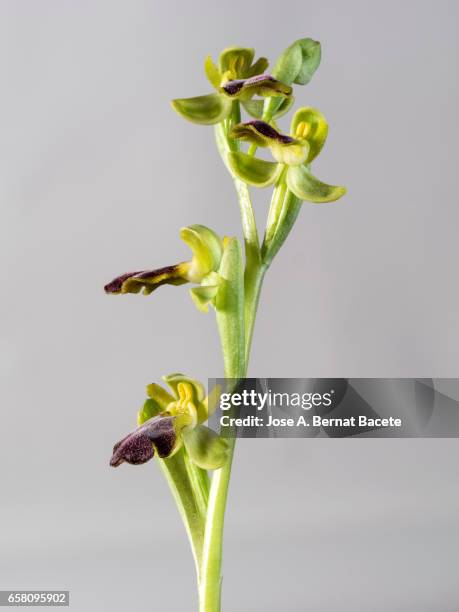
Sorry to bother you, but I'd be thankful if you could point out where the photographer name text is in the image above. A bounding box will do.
[220,415,403,428]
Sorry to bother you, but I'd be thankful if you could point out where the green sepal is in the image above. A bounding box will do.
[291,107,328,163]
[228,151,280,187]
[182,425,230,470]
[286,165,346,203]
[137,398,163,425]
[180,225,223,282]
[171,93,232,125]
[204,55,221,88]
[219,47,254,75]
[163,373,206,404]
[190,284,220,313]
[241,95,294,119]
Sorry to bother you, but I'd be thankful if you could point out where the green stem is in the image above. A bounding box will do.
[244,263,266,365]
[198,110,269,611]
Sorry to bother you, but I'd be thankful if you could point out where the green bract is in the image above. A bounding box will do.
[228,108,346,203]
[171,46,292,125]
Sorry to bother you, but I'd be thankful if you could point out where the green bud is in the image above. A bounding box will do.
[264,38,321,120]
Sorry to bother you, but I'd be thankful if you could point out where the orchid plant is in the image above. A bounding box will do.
[105,38,346,612]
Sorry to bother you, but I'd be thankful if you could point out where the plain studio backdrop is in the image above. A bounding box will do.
[1,1,459,611]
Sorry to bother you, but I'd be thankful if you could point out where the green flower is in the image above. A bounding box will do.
[104,224,223,308]
[110,374,228,470]
[227,107,346,203]
[171,46,292,125]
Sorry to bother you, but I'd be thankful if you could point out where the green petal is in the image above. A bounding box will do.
[245,56,269,78]
[180,225,223,282]
[190,284,220,313]
[228,151,280,187]
[146,383,175,409]
[242,95,294,119]
[171,93,231,125]
[138,398,163,425]
[182,425,229,470]
[287,165,346,203]
[204,55,222,88]
[291,107,328,163]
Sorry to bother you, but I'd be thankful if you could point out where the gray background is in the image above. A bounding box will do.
[1,1,459,610]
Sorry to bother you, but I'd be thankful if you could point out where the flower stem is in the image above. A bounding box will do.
[199,109,268,611]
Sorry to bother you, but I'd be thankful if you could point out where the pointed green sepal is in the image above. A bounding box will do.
[292,38,322,85]
[171,93,232,125]
[291,107,328,163]
[182,425,230,470]
[286,165,346,203]
[228,151,280,187]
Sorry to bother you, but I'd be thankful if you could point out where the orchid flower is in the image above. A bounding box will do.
[228,107,346,203]
[171,46,292,125]
[111,374,227,470]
